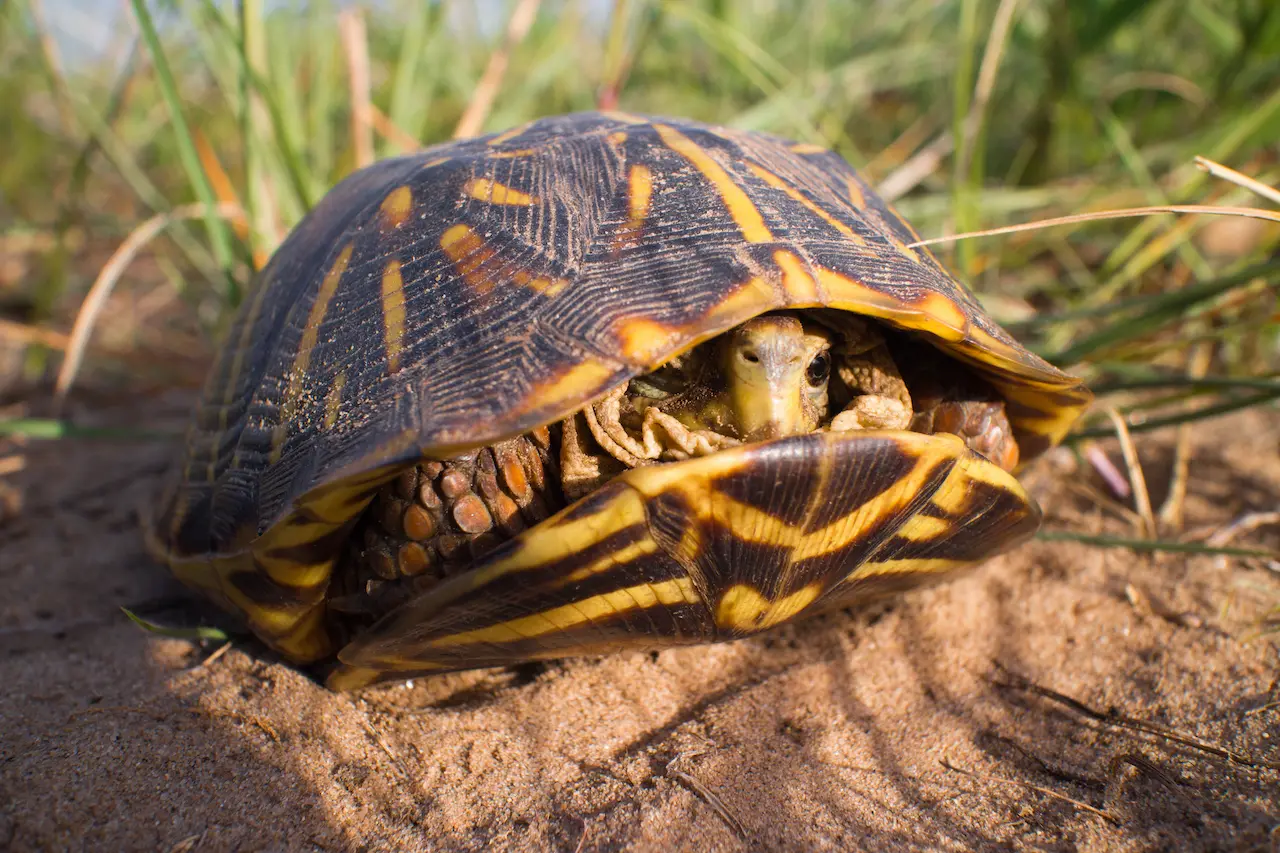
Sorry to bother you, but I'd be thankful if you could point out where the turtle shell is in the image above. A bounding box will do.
[146,111,1090,683]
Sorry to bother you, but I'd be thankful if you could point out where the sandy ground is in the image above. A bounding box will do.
[1,390,1277,852]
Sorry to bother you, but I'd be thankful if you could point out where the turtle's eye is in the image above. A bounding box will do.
[806,352,831,387]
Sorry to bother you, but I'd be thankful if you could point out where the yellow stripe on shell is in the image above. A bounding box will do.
[746,161,866,245]
[467,483,650,589]
[600,110,648,125]
[380,260,407,373]
[462,178,536,206]
[847,558,971,579]
[773,249,820,303]
[789,141,830,154]
[815,266,969,339]
[519,359,620,421]
[424,577,700,649]
[378,185,413,230]
[654,123,773,244]
[845,176,866,209]
[716,583,822,632]
[271,243,354,463]
[486,148,537,159]
[486,122,533,147]
[627,164,653,229]
[894,514,955,542]
[703,276,782,330]
[324,371,347,429]
[613,316,680,367]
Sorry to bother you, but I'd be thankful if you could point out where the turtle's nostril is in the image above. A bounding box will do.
[741,351,760,364]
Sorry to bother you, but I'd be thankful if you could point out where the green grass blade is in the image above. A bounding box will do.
[129,0,239,303]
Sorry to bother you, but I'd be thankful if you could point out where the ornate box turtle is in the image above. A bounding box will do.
[145,112,1090,690]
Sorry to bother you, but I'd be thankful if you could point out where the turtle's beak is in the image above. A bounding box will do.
[723,316,812,441]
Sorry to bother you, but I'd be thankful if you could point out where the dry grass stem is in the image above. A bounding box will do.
[1159,343,1213,529]
[665,753,747,840]
[53,202,246,409]
[340,9,374,169]
[453,0,543,139]
[941,756,1120,825]
[1105,408,1156,539]
[954,0,1021,181]
[370,104,423,152]
[877,133,954,202]
[992,664,1280,770]
[0,318,70,350]
[1084,442,1132,499]
[1195,156,1280,206]
[908,204,1280,249]
[0,455,26,477]
[1205,512,1280,548]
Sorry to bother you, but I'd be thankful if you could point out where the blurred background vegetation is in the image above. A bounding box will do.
[0,0,1277,448]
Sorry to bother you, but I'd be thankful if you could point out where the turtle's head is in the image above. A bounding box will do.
[721,314,833,441]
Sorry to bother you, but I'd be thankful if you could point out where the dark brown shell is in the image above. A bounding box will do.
[146,112,1090,665]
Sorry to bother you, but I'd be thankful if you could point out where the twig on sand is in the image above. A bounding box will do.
[941,755,1121,826]
[195,640,232,670]
[665,751,748,841]
[990,662,1280,770]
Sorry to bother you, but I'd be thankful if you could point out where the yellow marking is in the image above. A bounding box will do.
[913,291,968,336]
[379,185,413,230]
[963,326,1027,372]
[487,148,537,159]
[381,260,407,373]
[273,604,334,663]
[613,164,654,254]
[614,316,678,366]
[440,224,495,293]
[426,578,700,648]
[746,161,865,245]
[702,275,780,328]
[563,538,660,584]
[521,359,614,416]
[440,223,568,296]
[716,583,822,632]
[846,176,866,209]
[324,371,347,429]
[272,243,354,463]
[889,235,923,264]
[607,130,628,146]
[328,665,396,690]
[895,514,954,542]
[487,122,532,147]
[773,249,820,304]
[816,266,966,338]
[601,110,648,125]
[463,177,536,206]
[256,556,335,590]
[790,142,829,155]
[629,165,653,224]
[849,558,969,578]
[653,123,773,243]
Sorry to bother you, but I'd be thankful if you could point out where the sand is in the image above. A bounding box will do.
[1,391,1277,852]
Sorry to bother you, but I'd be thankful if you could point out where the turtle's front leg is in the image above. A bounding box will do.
[829,323,913,431]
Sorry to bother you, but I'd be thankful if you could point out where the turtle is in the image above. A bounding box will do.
[145,111,1091,691]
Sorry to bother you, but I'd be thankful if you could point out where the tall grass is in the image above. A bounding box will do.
[2,0,1277,434]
